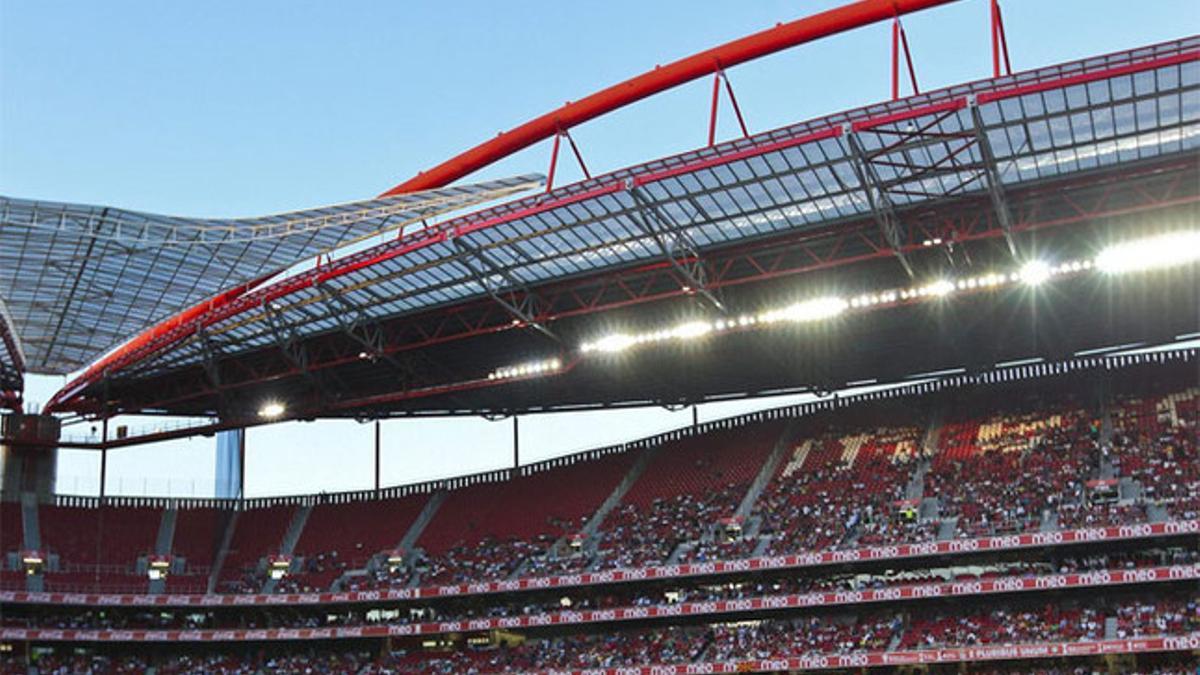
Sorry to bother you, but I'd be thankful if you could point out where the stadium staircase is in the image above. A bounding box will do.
[735,420,800,521]
[206,511,238,594]
[20,492,42,592]
[148,507,177,593]
[397,491,444,555]
[666,542,693,565]
[262,505,311,593]
[154,507,177,556]
[578,444,662,539]
[328,492,442,592]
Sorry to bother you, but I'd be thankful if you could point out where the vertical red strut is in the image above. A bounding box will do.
[991,0,1012,77]
[722,72,750,139]
[545,131,563,192]
[707,71,722,147]
[709,70,751,147]
[892,17,920,99]
[547,128,591,191]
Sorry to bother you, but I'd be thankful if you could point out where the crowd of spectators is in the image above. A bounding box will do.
[927,405,1099,538]
[593,484,746,570]
[8,546,1194,635]
[2,583,1194,672]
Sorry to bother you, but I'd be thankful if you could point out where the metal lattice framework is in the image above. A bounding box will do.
[45,36,1200,417]
[0,176,541,378]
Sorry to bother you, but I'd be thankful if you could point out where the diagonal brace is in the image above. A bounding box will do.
[451,236,560,343]
[969,100,1018,256]
[846,130,915,277]
[626,183,726,313]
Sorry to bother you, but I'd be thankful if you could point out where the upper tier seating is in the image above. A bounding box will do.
[216,505,294,593]
[925,393,1099,538]
[1111,386,1199,514]
[756,405,927,555]
[413,450,636,585]
[0,500,22,557]
[592,421,785,570]
[285,493,428,592]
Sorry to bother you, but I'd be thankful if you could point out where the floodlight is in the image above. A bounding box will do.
[1019,260,1052,286]
[1095,231,1200,274]
[258,401,286,419]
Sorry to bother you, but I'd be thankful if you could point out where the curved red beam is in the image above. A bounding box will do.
[47,0,962,414]
[380,0,961,196]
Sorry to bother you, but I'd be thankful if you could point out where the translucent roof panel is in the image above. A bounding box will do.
[54,37,1200,396]
[0,175,541,375]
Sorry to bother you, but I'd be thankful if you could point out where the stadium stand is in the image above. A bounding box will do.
[412,450,636,585]
[284,493,428,592]
[166,506,224,593]
[215,505,295,593]
[37,503,161,593]
[1,12,1198,671]
[593,421,785,570]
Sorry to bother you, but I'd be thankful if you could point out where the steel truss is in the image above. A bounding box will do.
[87,158,1199,416]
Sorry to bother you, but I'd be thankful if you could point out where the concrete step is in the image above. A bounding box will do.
[1119,477,1141,502]
[279,505,311,555]
[398,491,446,555]
[207,511,239,594]
[919,497,940,521]
[20,492,40,551]
[750,536,771,558]
[580,444,662,538]
[262,505,311,593]
[155,508,177,556]
[1105,616,1119,640]
[937,517,957,541]
[1146,502,1169,523]
[1040,509,1059,532]
[735,420,800,520]
[906,458,931,501]
[666,542,692,565]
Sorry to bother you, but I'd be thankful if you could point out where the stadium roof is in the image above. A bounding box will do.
[0,175,541,383]
[42,35,1200,422]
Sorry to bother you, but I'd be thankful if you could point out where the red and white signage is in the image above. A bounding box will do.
[1,520,1195,609]
[2,564,1194,642]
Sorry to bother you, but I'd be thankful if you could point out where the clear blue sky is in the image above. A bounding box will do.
[3,0,1197,497]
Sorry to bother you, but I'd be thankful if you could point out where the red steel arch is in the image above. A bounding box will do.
[48,0,974,413]
[380,0,962,196]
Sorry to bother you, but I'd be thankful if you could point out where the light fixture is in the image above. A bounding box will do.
[1095,230,1200,274]
[1019,259,1052,286]
[489,357,563,380]
[569,235,1199,362]
[258,401,286,419]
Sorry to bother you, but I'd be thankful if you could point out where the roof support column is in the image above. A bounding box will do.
[450,236,560,343]
[969,98,1018,257]
[846,128,916,277]
[626,183,726,313]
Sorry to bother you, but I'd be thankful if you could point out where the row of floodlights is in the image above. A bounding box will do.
[256,231,1198,417]
[488,358,563,381]
[575,231,1197,356]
